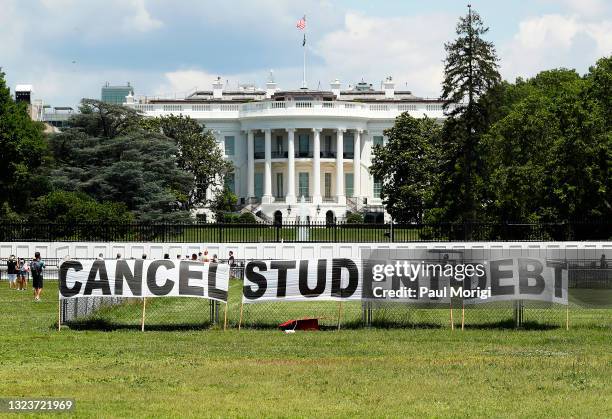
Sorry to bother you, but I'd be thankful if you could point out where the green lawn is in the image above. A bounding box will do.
[0,281,610,417]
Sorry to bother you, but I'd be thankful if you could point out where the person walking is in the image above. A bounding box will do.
[7,255,17,289]
[18,258,29,291]
[30,252,45,302]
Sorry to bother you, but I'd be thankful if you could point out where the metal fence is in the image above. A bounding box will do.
[1,220,610,242]
[49,260,611,331]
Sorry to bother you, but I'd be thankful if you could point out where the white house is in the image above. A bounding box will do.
[124,76,445,223]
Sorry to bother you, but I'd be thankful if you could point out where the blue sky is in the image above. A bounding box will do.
[2,0,611,107]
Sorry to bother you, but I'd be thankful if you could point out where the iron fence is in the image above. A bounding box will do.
[1,220,610,243]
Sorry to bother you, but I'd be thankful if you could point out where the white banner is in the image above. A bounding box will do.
[242,258,362,303]
[242,257,568,305]
[463,258,568,305]
[59,259,230,302]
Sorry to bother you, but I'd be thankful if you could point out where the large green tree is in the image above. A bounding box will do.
[48,100,194,222]
[481,68,611,233]
[0,69,48,216]
[438,5,501,222]
[142,114,233,209]
[370,113,441,222]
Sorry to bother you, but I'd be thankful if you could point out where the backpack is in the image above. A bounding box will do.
[31,260,43,278]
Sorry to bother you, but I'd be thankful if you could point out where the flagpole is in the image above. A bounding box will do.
[302,15,307,88]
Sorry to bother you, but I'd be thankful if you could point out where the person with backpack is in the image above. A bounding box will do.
[7,255,17,289]
[30,252,45,301]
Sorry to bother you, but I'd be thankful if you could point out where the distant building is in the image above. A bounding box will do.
[42,106,76,129]
[126,76,447,223]
[101,82,134,104]
[15,84,32,104]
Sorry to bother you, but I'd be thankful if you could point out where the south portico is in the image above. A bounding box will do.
[242,123,368,222]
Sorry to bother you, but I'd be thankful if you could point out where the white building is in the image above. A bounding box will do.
[125,77,445,223]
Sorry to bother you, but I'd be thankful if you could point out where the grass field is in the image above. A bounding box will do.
[0,281,611,418]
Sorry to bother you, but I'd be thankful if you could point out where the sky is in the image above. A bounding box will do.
[2,0,611,108]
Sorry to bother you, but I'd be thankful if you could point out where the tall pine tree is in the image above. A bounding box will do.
[437,5,500,222]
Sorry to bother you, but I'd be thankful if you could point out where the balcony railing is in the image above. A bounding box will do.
[322,196,337,203]
[254,150,359,160]
[127,99,450,119]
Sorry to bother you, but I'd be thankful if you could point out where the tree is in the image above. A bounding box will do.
[30,191,133,224]
[439,5,501,221]
[481,67,611,235]
[210,187,238,222]
[144,115,234,209]
[0,69,48,215]
[48,100,194,222]
[370,113,441,222]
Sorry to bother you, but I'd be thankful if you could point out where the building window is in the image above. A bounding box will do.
[254,135,264,159]
[275,173,284,198]
[298,172,309,197]
[224,173,235,193]
[373,176,382,198]
[224,136,235,156]
[298,134,309,157]
[254,173,263,198]
[275,136,283,152]
[344,133,354,158]
[324,173,332,197]
[345,173,354,197]
[373,135,384,147]
[324,135,332,156]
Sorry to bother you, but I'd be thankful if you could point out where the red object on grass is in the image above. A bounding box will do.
[279,318,320,331]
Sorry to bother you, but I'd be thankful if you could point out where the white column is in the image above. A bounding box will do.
[286,128,296,203]
[247,130,254,199]
[353,130,361,198]
[312,128,322,203]
[262,129,272,203]
[336,128,345,204]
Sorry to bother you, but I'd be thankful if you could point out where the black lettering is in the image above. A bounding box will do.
[207,263,227,301]
[270,260,296,297]
[84,260,111,295]
[547,261,566,298]
[490,259,514,296]
[331,258,358,298]
[518,258,545,295]
[146,260,175,296]
[244,261,267,300]
[59,260,83,297]
[114,260,143,296]
[179,261,204,296]
[299,259,326,297]
[462,262,488,300]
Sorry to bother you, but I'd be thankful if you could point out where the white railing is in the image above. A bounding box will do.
[192,104,211,111]
[125,99,447,118]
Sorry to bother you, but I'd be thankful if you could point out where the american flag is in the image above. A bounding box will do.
[296,15,306,30]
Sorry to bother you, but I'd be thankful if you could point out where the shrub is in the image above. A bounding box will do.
[346,212,364,224]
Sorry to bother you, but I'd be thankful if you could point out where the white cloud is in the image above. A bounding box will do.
[123,0,163,32]
[560,0,609,18]
[501,13,612,80]
[314,12,455,97]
